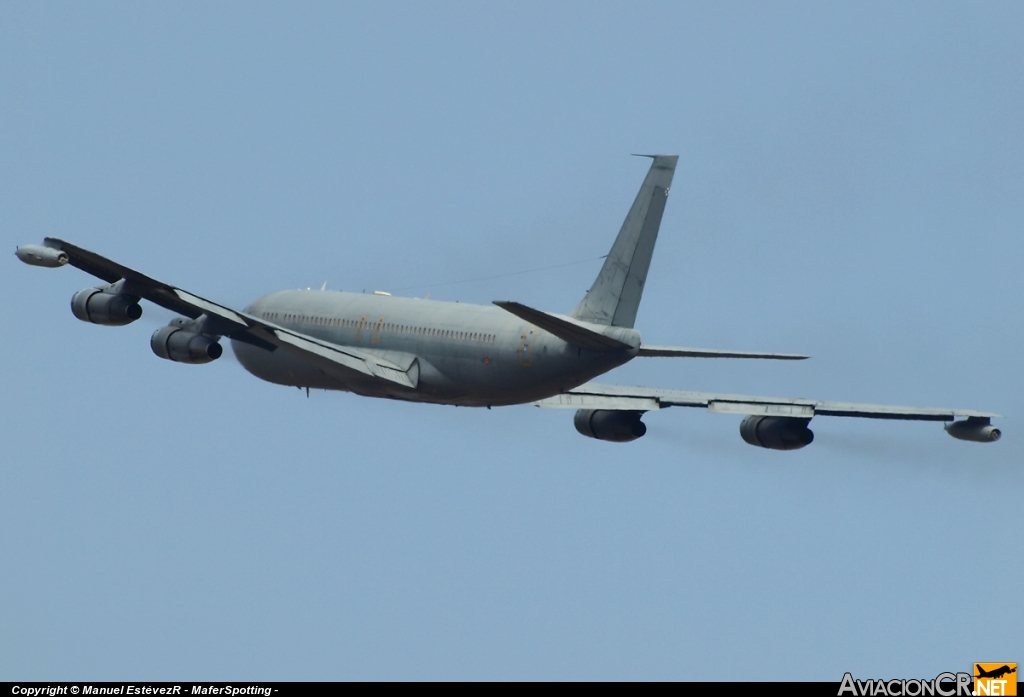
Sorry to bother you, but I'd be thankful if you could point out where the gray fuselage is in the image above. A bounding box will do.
[232,290,639,407]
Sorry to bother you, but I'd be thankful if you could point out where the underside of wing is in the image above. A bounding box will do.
[41,238,419,389]
[536,382,1001,447]
[538,382,999,420]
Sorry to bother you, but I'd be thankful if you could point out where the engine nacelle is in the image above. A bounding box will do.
[740,415,814,450]
[945,417,1001,443]
[574,409,647,442]
[151,325,223,364]
[16,245,69,268]
[71,287,142,326]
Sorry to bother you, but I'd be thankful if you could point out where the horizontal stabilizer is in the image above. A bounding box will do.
[637,345,808,360]
[493,301,634,352]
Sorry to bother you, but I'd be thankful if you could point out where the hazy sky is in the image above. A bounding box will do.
[2,2,1021,680]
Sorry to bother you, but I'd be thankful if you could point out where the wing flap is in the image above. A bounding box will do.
[532,393,661,411]
[708,401,815,417]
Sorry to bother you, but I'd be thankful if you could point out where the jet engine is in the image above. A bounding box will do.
[71,287,142,326]
[945,417,1001,443]
[151,323,223,364]
[740,415,814,450]
[574,409,647,442]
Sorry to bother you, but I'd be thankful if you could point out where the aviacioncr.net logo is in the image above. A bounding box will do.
[974,664,1017,696]
[839,672,973,697]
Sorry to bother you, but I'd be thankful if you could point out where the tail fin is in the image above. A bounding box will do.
[571,155,677,327]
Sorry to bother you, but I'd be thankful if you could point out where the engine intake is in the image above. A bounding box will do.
[945,417,1001,443]
[151,325,223,364]
[574,409,647,442]
[740,415,814,450]
[71,287,142,326]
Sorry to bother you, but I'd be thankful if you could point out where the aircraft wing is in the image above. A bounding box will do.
[40,238,418,389]
[534,382,999,421]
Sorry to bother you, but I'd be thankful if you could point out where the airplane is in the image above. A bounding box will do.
[975,665,1016,680]
[15,155,1001,449]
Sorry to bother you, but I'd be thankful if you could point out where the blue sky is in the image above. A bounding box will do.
[2,2,1021,680]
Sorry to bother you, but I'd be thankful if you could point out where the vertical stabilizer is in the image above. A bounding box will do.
[571,155,677,327]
